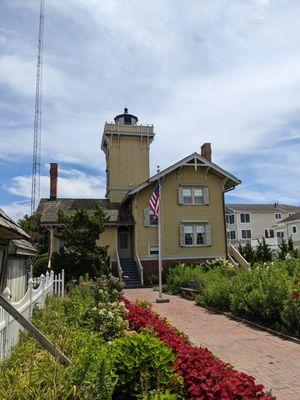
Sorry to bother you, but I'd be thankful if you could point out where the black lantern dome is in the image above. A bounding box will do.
[114,107,138,125]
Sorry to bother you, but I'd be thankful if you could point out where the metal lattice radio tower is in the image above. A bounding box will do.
[31,0,45,215]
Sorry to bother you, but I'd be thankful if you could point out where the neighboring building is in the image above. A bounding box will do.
[7,239,37,301]
[273,212,300,249]
[38,108,241,285]
[0,209,32,294]
[226,204,300,249]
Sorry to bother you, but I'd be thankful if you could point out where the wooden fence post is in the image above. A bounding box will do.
[2,287,11,358]
[28,278,33,317]
[40,274,45,307]
[61,269,65,298]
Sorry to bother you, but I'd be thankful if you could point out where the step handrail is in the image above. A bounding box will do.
[228,244,251,269]
[135,251,144,286]
[115,249,123,280]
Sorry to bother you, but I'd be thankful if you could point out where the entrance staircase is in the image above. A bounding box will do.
[120,259,144,288]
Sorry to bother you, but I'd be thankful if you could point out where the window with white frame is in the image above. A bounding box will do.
[240,213,250,223]
[241,229,251,239]
[229,214,234,224]
[277,231,284,238]
[265,229,275,238]
[148,245,159,257]
[292,226,297,234]
[144,208,158,226]
[274,213,282,220]
[229,230,236,240]
[178,186,209,205]
[180,223,211,247]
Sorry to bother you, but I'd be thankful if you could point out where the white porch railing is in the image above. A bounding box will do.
[0,270,64,360]
[115,249,123,280]
[135,251,144,285]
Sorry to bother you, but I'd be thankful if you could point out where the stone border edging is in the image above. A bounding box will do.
[196,302,300,345]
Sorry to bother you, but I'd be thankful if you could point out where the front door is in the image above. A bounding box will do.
[118,228,132,259]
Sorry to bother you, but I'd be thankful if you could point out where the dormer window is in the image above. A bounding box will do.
[275,213,282,220]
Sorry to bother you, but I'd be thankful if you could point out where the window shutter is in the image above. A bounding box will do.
[178,187,184,205]
[203,187,209,205]
[206,224,212,246]
[180,225,185,246]
[144,208,150,227]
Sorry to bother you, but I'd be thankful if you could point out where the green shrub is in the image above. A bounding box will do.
[195,269,232,311]
[0,294,114,400]
[230,263,291,327]
[111,333,182,400]
[135,299,153,308]
[92,275,124,303]
[145,274,159,286]
[32,252,49,277]
[83,301,128,341]
[141,390,181,399]
[280,295,300,337]
[166,264,205,293]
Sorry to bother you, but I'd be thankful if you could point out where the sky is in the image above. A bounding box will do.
[1,0,300,221]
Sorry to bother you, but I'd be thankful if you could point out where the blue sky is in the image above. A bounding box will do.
[1,0,300,220]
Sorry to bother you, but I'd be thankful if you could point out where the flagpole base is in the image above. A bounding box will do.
[156,298,170,303]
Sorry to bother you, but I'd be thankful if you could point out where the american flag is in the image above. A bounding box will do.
[149,180,160,218]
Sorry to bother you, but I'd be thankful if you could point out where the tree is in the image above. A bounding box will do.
[278,238,288,260]
[255,238,273,263]
[243,241,256,265]
[51,205,110,282]
[18,213,49,254]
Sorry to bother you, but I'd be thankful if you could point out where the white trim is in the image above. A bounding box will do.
[140,253,226,261]
[122,152,241,202]
[274,212,282,220]
[240,213,251,224]
[147,244,159,258]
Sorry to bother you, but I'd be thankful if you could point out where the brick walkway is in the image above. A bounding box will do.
[124,288,300,400]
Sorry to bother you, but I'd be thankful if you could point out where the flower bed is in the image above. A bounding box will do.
[124,298,275,400]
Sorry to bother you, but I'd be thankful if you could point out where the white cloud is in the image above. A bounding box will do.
[1,0,300,211]
[7,168,106,200]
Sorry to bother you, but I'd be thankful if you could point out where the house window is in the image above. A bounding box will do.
[241,229,251,239]
[265,229,274,239]
[178,187,209,205]
[240,213,250,223]
[144,208,158,226]
[180,223,212,247]
[270,229,274,238]
[275,213,282,220]
[289,213,295,217]
[229,230,236,240]
[229,214,234,224]
[148,245,159,257]
[292,226,297,234]
[182,188,193,205]
[277,231,284,238]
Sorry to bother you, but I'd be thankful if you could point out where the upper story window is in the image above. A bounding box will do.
[292,225,297,234]
[180,223,212,247]
[178,186,209,205]
[229,214,234,224]
[275,213,282,220]
[241,229,251,239]
[240,213,250,223]
[277,231,284,238]
[144,208,158,226]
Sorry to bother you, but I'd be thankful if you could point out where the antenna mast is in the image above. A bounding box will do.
[31,0,45,214]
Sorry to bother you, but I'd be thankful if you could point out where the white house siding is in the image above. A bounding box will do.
[287,221,300,248]
[6,258,28,301]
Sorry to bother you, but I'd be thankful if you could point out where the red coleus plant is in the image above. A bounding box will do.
[123,297,275,400]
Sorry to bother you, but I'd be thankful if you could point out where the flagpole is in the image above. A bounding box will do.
[156,167,169,304]
[158,181,162,299]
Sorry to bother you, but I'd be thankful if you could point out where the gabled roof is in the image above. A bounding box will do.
[226,204,300,213]
[9,239,37,257]
[0,209,31,240]
[280,211,300,224]
[36,198,134,226]
[123,152,241,202]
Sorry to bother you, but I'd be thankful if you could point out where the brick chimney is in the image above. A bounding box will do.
[201,143,212,162]
[50,163,58,201]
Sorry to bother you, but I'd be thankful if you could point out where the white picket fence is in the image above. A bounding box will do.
[0,270,65,360]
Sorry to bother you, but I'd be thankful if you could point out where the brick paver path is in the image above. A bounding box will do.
[124,288,300,400]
